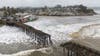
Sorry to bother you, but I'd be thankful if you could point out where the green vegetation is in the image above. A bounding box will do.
[0,5,96,16]
[0,20,5,26]
[30,4,96,16]
[77,5,96,14]
[0,6,18,17]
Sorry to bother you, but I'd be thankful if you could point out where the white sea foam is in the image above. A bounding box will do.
[0,47,53,56]
[25,19,100,46]
[1,21,100,56]
[1,15,100,56]
[0,26,31,44]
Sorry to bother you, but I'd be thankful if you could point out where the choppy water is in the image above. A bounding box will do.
[0,10,100,56]
[0,26,36,54]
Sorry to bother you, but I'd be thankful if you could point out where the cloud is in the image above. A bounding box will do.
[0,0,100,7]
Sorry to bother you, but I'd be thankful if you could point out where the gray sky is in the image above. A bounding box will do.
[0,0,100,7]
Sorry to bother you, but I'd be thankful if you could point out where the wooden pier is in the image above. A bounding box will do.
[3,21,53,47]
[61,41,100,56]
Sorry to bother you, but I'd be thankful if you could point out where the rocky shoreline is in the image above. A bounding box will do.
[33,5,96,16]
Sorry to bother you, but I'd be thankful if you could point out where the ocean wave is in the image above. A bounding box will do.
[0,47,53,56]
[0,25,31,44]
[70,23,100,39]
[26,20,100,46]
[1,19,100,55]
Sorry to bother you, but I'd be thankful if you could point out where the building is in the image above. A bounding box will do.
[0,11,4,17]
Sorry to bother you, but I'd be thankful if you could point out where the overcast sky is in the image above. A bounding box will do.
[0,0,100,7]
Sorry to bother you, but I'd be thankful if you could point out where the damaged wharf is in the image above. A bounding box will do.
[61,42,100,56]
[5,21,53,47]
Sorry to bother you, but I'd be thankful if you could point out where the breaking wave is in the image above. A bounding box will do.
[1,18,100,56]
[0,47,53,56]
[70,24,100,39]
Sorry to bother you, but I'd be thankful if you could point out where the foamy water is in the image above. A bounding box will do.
[0,26,38,54]
[1,14,100,56]
[0,26,31,44]
[25,17,100,46]
[0,47,53,56]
